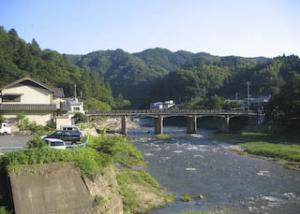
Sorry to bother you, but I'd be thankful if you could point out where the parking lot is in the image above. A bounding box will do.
[0,135,31,153]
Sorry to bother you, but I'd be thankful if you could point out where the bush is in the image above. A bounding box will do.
[17,114,52,135]
[0,207,10,214]
[27,135,47,149]
[4,147,109,176]
[73,112,88,124]
[88,136,144,167]
[155,134,171,140]
[181,194,193,202]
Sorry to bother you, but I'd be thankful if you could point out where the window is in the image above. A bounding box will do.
[2,95,21,102]
[73,107,81,111]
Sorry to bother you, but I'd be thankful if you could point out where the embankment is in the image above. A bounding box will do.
[0,135,171,214]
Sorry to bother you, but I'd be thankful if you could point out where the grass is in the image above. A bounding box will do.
[117,169,170,213]
[212,129,300,167]
[3,147,109,176]
[0,135,145,177]
[241,142,300,162]
[181,194,193,202]
[155,134,171,140]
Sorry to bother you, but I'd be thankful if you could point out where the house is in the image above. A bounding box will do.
[0,77,57,126]
[61,98,85,114]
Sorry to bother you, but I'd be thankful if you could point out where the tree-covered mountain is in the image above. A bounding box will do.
[0,26,127,110]
[67,48,272,107]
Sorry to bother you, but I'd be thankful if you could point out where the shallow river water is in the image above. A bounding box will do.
[128,126,300,214]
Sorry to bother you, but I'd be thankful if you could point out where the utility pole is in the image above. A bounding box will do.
[74,83,77,99]
[246,81,251,111]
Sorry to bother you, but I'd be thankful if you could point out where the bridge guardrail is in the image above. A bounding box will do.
[86,109,262,116]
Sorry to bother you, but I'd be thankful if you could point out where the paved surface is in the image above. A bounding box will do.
[0,135,31,153]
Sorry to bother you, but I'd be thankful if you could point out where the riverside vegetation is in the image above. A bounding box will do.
[213,129,300,169]
[0,135,172,213]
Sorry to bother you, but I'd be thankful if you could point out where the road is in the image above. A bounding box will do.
[0,135,31,153]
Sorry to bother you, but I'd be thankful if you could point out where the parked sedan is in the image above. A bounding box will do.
[44,138,66,150]
[42,130,82,144]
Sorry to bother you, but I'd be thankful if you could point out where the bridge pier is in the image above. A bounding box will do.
[225,116,230,126]
[121,116,127,136]
[223,116,230,131]
[187,115,197,134]
[154,116,164,134]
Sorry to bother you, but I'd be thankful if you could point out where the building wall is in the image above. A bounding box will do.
[56,116,72,130]
[2,85,52,104]
[3,112,53,126]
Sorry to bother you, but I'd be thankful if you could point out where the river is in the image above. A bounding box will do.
[128,124,300,214]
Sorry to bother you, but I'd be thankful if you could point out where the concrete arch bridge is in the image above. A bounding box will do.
[86,109,264,135]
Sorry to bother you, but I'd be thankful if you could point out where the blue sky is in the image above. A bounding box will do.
[1,0,299,57]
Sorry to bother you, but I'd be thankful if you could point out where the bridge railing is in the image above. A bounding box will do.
[87,109,259,115]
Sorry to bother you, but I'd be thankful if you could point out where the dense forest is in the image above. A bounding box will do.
[0,26,130,111]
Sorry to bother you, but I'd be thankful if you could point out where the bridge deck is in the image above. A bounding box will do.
[87,109,263,117]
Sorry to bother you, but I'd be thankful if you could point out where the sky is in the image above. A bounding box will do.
[1,0,299,57]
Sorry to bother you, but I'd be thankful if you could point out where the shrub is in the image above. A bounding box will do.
[88,136,144,167]
[155,134,171,140]
[4,147,108,176]
[73,112,88,124]
[27,135,47,149]
[181,194,193,202]
[0,207,10,214]
[0,115,4,124]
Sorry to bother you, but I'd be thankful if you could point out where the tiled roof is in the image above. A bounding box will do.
[0,104,56,111]
[0,76,55,93]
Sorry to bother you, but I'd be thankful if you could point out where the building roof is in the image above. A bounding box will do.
[53,88,65,98]
[0,76,55,93]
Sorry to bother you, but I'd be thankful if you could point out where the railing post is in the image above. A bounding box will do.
[155,116,164,135]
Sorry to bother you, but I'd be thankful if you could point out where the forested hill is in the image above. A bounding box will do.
[0,27,127,111]
[67,48,273,107]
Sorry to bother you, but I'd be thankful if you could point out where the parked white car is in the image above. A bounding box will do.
[0,123,11,135]
[44,138,66,150]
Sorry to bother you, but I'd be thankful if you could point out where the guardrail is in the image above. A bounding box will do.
[87,109,263,116]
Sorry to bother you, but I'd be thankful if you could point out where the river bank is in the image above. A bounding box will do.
[210,130,300,170]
